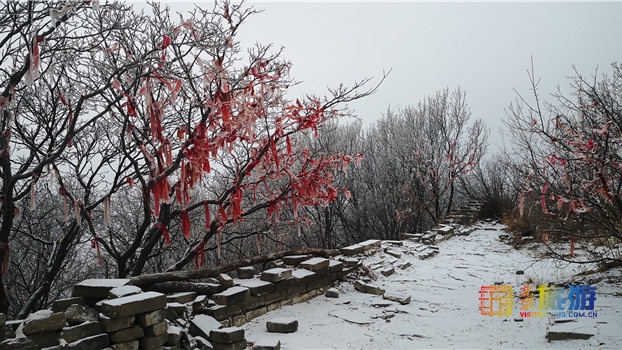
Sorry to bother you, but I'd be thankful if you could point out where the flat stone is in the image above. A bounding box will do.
[260,268,292,283]
[167,292,197,304]
[27,330,59,347]
[211,286,250,305]
[65,304,98,325]
[51,297,85,313]
[325,288,340,298]
[100,291,166,318]
[265,259,285,269]
[354,280,385,296]
[67,333,109,350]
[235,279,275,297]
[192,295,213,314]
[383,292,411,305]
[139,332,168,350]
[111,340,139,350]
[189,315,222,339]
[281,255,310,266]
[167,302,187,316]
[253,338,281,350]
[339,257,360,267]
[166,326,182,346]
[109,285,142,299]
[73,279,131,299]
[340,244,364,256]
[266,318,298,333]
[236,267,256,279]
[23,310,67,335]
[380,266,395,277]
[384,249,401,258]
[299,258,330,271]
[136,309,167,328]
[99,314,135,333]
[216,274,235,288]
[61,321,102,343]
[359,239,382,250]
[109,325,144,343]
[209,327,244,344]
[0,336,41,349]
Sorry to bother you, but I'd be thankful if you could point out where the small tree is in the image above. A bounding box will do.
[506,61,622,263]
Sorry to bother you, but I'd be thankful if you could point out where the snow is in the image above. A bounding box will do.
[217,286,249,297]
[243,223,622,349]
[74,278,131,287]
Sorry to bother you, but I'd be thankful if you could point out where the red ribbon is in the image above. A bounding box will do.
[155,223,170,246]
[90,238,102,266]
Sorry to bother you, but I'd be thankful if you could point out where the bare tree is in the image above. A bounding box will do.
[505,61,622,263]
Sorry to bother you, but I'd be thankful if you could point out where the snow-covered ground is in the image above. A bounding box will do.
[243,222,622,349]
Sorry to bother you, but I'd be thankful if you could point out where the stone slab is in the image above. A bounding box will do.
[266,318,298,333]
[189,314,222,340]
[299,258,330,272]
[209,326,244,344]
[260,268,292,283]
[23,310,67,335]
[100,292,166,318]
[73,279,131,299]
[211,287,250,305]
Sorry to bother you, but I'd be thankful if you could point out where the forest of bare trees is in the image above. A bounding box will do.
[1,1,620,320]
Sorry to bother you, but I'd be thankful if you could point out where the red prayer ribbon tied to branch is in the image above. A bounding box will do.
[0,242,9,275]
[90,238,102,266]
[155,222,171,246]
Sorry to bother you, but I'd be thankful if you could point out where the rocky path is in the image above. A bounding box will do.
[243,223,622,349]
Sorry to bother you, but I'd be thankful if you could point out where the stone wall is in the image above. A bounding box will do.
[0,207,487,350]
[0,246,384,350]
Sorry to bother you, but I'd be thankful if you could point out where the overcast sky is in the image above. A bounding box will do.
[169,1,622,148]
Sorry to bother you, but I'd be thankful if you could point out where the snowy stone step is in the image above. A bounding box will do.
[260,268,292,283]
[299,258,330,271]
[166,291,197,304]
[108,285,142,299]
[209,326,245,344]
[73,278,131,300]
[51,297,85,313]
[236,266,256,279]
[100,291,166,318]
[212,286,250,305]
[189,314,222,340]
[235,279,275,297]
[23,310,67,335]
[282,255,310,266]
[340,244,365,256]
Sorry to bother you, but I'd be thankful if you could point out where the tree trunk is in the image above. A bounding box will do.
[16,221,81,319]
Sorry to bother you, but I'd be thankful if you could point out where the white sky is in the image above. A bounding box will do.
[168,1,622,148]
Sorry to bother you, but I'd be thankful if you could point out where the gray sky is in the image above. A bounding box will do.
[226,1,622,148]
